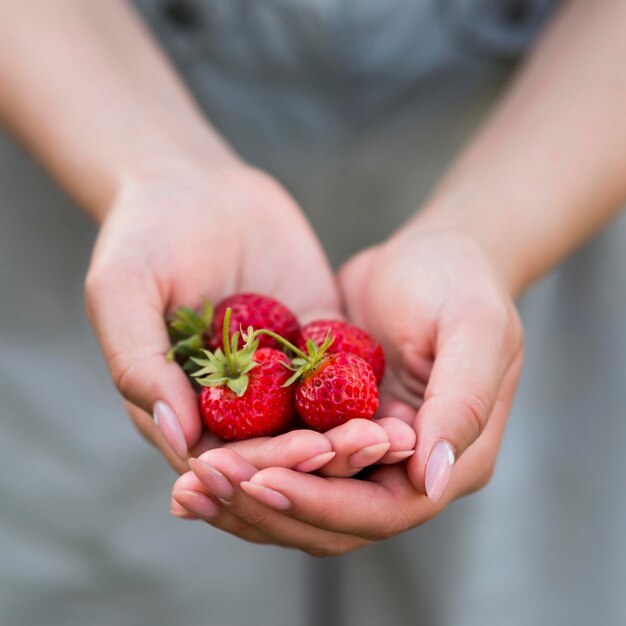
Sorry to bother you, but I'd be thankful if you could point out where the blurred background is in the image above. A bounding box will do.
[1,1,625,624]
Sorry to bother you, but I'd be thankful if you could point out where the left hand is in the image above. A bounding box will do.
[171,227,524,555]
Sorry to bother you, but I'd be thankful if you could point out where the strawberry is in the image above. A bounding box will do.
[192,309,295,440]
[249,328,379,431]
[210,293,300,351]
[298,320,385,384]
[294,353,379,431]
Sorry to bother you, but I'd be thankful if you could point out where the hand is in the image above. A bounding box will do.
[85,160,414,474]
[84,161,341,472]
[170,227,523,555]
[340,227,524,501]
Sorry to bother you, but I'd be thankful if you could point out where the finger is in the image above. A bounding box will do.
[225,429,335,472]
[170,497,197,520]
[373,417,416,464]
[317,419,390,477]
[377,397,417,425]
[85,261,202,460]
[171,472,273,544]
[188,429,225,458]
[190,429,335,473]
[242,464,435,539]
[409,313,523,503]
[189,449,367,554]
[442,350,523,501]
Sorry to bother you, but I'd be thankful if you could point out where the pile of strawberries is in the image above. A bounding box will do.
[167,293,385,440]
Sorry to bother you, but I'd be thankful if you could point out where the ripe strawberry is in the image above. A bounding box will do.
[251,328,380,431]
[298,320,385,384]
[294,353,379,431]
[210,293,300,351]
[193,309,295,440]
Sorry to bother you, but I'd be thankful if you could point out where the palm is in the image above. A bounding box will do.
[114,167,340,320]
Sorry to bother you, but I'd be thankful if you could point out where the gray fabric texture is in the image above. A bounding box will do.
[1,1,624,625]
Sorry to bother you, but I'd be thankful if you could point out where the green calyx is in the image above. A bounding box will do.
[243,327,334,387]
[166,300,213,371]
[191,308,259,397]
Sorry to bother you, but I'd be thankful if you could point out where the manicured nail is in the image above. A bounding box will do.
[172,489,220,519]
[153,400,187,461]
[189,458,235,502]
[240,481,292,511]
[348,442,391,469]
[382,449,415,464]
[425,440,455,503]
[293,451,336,473]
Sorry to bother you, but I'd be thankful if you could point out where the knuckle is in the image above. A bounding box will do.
[84,260,120,298]
[109,352,156,403]
[238,510,278,533]
[459,391,492,439]
[109,353,138,399]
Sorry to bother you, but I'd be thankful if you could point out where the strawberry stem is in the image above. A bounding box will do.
[222,307,238,375]
[251,328,309,360]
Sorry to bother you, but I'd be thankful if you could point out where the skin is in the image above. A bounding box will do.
[0,0,414,476]
[1,0,625,556]
[173,0,626,553]
[91,167,415,473]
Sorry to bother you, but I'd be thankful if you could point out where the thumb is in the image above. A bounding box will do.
[407,314,522,503]
[85,264,202,461]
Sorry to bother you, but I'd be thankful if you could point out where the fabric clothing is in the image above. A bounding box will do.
[1,1,624,625]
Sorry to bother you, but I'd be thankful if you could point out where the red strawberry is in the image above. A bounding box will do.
[251,326,380,431]
[294,353,379,431]
[193,309,295,440]
[198,348,294,440]
[298,320,385,384]
[210,293,300,351]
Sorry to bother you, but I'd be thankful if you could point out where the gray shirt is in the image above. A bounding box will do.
[1,1,624,624]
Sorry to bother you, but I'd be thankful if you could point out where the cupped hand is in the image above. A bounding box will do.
[85,161,413,474]
[171,226,523,555]
[84,161,341,471]
[340,227,524,502]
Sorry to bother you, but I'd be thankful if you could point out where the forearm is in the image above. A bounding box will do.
[0,0,236,221]
[410,0,626,296]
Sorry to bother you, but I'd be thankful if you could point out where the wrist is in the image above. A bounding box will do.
[94,132,243,225]
[399,205,529,298]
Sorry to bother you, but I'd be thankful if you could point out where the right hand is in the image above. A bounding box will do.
[84,161,414,474]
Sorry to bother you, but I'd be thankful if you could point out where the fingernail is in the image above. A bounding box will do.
[172,489,220,519]
[293,451,336,473]
[383,449,415,464]
[189,458,235,502]
[240,481,292,511]
[348,442,391,469]
[425,440,455,503]
[153,400,187,461]
[170,497,194,519]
